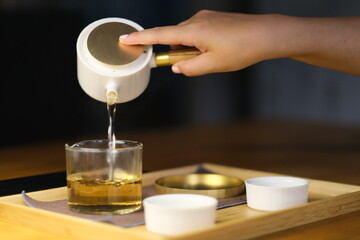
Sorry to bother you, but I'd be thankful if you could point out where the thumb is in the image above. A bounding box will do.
[172,53,215,77]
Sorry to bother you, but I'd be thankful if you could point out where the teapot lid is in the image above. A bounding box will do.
[87,22,144,66]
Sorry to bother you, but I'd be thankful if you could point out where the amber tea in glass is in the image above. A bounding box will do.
[66,140,142,214]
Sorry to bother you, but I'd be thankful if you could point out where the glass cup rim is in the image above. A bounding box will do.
[65,139,143,152]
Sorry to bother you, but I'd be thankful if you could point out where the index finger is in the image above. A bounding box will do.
[119,25,194,47]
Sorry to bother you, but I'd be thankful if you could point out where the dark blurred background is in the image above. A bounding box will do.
[0,0,360,146]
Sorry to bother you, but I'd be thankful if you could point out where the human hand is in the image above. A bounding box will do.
[120,10,275,76]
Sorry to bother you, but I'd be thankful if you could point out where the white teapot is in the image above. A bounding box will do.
[77,17,200,103]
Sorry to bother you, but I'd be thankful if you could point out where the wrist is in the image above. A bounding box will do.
[258,14,298,61]
[262,14,325,60]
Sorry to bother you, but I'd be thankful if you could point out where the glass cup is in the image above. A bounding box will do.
[65,140,142,215]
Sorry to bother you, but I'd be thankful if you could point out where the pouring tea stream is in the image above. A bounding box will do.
[76,17,200,182]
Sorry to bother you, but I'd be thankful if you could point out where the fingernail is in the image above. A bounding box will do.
[119,34,129,42]
[172,64,181,74]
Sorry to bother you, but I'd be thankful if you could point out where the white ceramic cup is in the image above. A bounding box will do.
[143,194,218,236]
[245,176,309,211]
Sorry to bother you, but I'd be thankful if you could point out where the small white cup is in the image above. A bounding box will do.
[245,176,309,211]
[143,194,218,236]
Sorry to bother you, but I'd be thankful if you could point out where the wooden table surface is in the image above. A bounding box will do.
[0,119,359,239]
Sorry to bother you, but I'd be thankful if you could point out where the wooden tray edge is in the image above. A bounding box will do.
[1,163,360,240]
[173,190,360,240]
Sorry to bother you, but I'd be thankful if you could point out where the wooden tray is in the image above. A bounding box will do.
[1,163,359,240]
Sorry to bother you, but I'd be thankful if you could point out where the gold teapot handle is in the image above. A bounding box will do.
[155,48,202,67]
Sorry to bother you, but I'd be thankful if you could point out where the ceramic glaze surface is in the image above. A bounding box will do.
[245,176,309,211]
[77,18,153,103]
[143,194,217,235]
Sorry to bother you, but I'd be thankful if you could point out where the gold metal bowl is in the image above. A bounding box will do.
[155,174,245,198]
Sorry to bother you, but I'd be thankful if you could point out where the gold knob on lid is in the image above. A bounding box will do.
[87,22,144,66]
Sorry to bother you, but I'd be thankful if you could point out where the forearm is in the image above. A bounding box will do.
[121,11,360,76]
[266,15,360,76]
